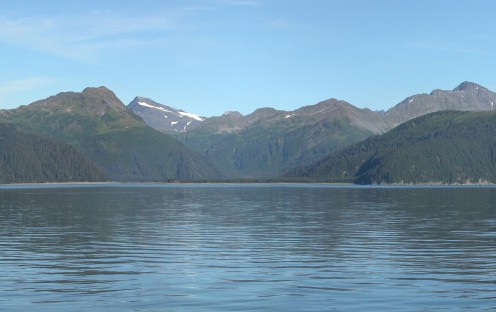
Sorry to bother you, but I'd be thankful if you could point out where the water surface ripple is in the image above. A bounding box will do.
[0,185,495,311]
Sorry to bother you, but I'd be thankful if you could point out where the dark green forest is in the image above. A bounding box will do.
[0,124,105,183]
[287,111,496,184]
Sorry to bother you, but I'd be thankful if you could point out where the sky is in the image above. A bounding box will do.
[1,0,495,117]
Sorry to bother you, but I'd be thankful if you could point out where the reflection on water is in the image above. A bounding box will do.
[0,185,495,311]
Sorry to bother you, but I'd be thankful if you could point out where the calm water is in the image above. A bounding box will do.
[0,184,495,311]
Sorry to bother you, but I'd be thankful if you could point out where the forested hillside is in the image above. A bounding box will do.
[180,99,390,178]
[0,124,105,183]
[286,111,496,184]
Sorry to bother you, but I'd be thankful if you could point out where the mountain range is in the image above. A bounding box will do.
[175,100,391,178]
[127,81,496,179]
[0,81,495,183]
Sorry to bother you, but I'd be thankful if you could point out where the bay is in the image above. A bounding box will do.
[0,184,495,311]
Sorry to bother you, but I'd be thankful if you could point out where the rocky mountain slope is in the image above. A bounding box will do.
[128,97,206,133]
[385,81,496,126]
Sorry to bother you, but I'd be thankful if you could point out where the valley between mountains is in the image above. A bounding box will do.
[1,81,495,184]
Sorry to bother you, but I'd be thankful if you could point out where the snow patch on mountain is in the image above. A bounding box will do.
[137,101,172,113]
[178,111,205,121]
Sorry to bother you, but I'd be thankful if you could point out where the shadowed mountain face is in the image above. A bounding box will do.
[385,82,496,126]
[0,87,218,182]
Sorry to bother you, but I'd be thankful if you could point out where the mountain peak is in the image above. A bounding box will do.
[132,96,155,104]
[22,86,127,115]
[127,97,206,133]
[296,98,356,117]
[129,97,163,109]
[453,81,483,92]
[79,86,126,112]
[248,107,281,118]
[386,81,496,125]
[223,111,243,117]
[82,86,114,97]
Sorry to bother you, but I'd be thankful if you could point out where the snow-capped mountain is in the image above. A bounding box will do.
[127,97,206,133]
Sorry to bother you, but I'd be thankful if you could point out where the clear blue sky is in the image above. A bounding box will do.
[1,0,495,116]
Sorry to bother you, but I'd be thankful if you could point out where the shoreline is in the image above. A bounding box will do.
[1,181,495,189]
